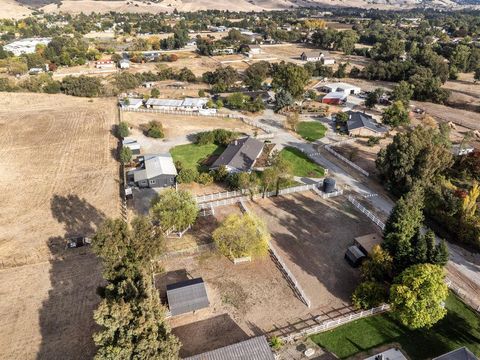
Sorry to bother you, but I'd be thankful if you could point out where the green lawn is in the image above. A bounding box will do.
[170,143,225,171]
[311,293,480,359]
[279,147,325,178]
[296,121,327,142]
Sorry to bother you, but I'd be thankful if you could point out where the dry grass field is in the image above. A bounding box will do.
[0,93,119,359]
[0,0,32,19]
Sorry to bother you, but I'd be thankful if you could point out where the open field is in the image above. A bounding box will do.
[0,0,32,19]
[0,92,119,359]
[170,143,225,170]
[311,293,480,359]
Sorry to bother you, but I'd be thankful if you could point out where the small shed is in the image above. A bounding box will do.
[354,233,382,256]
[122,138,141,155]
[344,245,366,267]
[166,278,209,316]
[185,335,275,360]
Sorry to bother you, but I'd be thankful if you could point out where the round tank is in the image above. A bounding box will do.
[323,177,336,193]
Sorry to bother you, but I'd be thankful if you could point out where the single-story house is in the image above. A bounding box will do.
[119,97,143,110]
[300,50,335,64]
[118,59,130,69]
[166,278,209,316]
[211,137,264,173]
[322,91,347,105]
[95,60,115,69]
[320,82,361,95]
[145,97,209,112]
[29,67,45,75]
[186,38,197,47]
[127,153,177,188]
[185,336,275,360]
[346,111,388,136]
[354,233,382,256]
[433,347,478,360]
[122,138,140,155]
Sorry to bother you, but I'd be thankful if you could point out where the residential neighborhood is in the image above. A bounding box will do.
[0,4,479,360]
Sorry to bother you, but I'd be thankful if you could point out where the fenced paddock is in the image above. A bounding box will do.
[325,143,370,177]
[347,195,385,230]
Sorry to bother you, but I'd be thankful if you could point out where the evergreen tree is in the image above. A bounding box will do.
[433,239,449,266]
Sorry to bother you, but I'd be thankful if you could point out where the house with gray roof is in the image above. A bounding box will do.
[433,347,478,360]
[127,153,177,188]
[166,278,209,316]
[184,336,275,360]
[346,111,387,136]
[210,137,264,173]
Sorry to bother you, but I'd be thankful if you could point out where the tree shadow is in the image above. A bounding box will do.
[36,195,107,360]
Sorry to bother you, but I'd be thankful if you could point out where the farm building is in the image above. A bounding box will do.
[320,82,361,95]
[248,45,262,55]
[95,60,115,69]
[127,154,177,188]
[433,347,478,360]
[346,111,387,136]
[300,51,335,64]
[4,37,51,56]
[145,98,209,112]
[118,59,130,69]
[122,138,140,155]
[185,336,274,360]
[211,137,264,173]
[166,278,209,316]
[322,92,347,105]
[354,233,382,256]
[119,98,143,110]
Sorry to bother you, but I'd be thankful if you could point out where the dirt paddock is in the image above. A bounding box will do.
[0,93,119,359]
[158,191,380,357]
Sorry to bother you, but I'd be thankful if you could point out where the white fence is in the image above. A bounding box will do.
[196,189,246,203]
[446,279,480,313]
[269,244,311,308]
[325,144,369,177]
[347,195,385,230]
[198,195,248,210]
[280,304,390,342]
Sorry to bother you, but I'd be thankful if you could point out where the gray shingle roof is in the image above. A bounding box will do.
[131,154,177,182]
[347,111,387,134]
[184,336,275,360]
[211,137,264,172]
[433,348,478,360]
[167,278,209,316]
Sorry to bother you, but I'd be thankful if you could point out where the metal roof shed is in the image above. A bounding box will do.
[184,336,275,360]
[433,347,478,360]
[166,278,209,316]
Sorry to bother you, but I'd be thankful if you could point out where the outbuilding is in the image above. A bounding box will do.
[166,278,209,316]
[122,138,140,155]
[127,153,177,188]
[118,59,130,69]
[248,45,262,55]
[354,233,382,256]
[344,245,366,267]
[320,82,361,95]
[321,91,347,105]
[119,97,143,110]
[95,60,115,69]
[185,336,275,360]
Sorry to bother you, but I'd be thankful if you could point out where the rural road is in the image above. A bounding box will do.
[250,109,480,294]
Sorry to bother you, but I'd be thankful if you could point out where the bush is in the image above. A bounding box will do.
[146,121,164,138]
[211,165,228,182]
[352,281,388,310]
[196,131,216,145]
[177,168,199,183]
[269,336,283,350]
[196,172,213,185]
[367,136,381,147]
[117,121,130,138]
[196,129,238,146]
[198,89,205,97]
[119,147,133,164]
[174,160,183,172]
[151,88,160,97]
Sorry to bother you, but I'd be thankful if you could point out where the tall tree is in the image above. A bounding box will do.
[390,264,448,329]
[382,101,410,127]
[150,189,198,232]
[392,81,413,107]
[272,61,310,99]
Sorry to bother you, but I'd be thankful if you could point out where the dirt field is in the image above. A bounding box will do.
[0,0,31,19]
[158,191,380,357]
[0,92,119,359]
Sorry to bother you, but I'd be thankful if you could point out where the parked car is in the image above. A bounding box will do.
[66,236,92,249]
[413,108,425,114]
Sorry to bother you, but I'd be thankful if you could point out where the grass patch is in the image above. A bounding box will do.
[170,143,225,171]
[311,293,480,359]
[296,121,327,142]
[279,147,325,178]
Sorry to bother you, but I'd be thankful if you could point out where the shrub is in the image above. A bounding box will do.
[150,88,160,97]
[117,121,130,138]
[174,160,183,172]
[196,131,216,145]
[61,75,103,97]
[198,89,205,97]
[352,281,388,310]
[196,129,238,146]
[196,172,213,185]
[177,168,199,183]
[119,147,133,164]
[146,121,164,138]
[367,136,381,147]
[211,165,229,182]
[269,336,283,350]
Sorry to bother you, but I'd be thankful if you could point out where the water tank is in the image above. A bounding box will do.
[323,177,336,193]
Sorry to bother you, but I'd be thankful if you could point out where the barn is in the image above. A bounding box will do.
[321,92,347,105]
